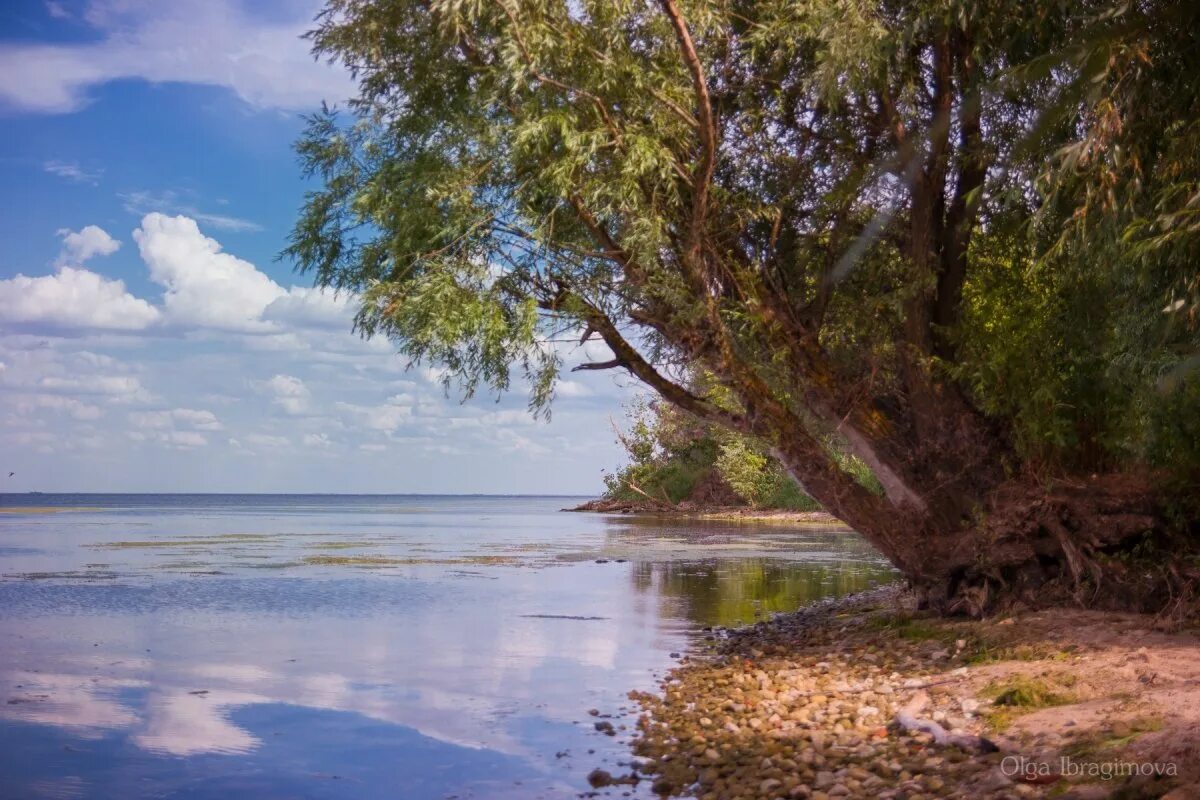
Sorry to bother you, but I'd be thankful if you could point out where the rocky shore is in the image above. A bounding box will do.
[589,586,1200,799]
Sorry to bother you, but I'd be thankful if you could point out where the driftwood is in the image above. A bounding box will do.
[620,480,679,511]
[893,690,998,753]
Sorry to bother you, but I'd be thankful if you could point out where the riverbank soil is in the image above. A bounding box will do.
[619,586,1199,799]
[568,499,850,527]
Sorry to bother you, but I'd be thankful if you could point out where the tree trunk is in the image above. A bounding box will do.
[868,474,1188,616]
[774,417,1191,616]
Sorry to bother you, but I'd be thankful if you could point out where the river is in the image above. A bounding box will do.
[0,494,894,799]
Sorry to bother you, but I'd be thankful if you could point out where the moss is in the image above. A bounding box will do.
[1063,716,1165,759]
[966,641,1077,664]
[983,675,1075,709]
[866,612,957,644]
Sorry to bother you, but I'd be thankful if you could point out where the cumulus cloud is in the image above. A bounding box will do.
[335,394,414,433]
[0,267,160,331]
[129,429,208,448]
[10,393,104,421]
[37,373,155,404]
[245,433,289,448]
[0,0,352,114]
[134,213,285,332]
[256,374,310,415]
[262,288,356,331]
[57,225,120,265]
[129,408,223,431]
[1,214,362,343]
[0,344,152,406]
[554,380,591,398]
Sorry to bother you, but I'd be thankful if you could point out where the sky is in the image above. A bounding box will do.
[0,0,635,494]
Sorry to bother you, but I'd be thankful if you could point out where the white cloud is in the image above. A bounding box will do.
[256,374,310,415]
[335,394,414,433]
[10,394,104,421]
[554,380,591,398]
[302,433,331,448]
[0,267,160,331]
[129,408,222,431]
[37,374,155,404]
[134,213,285,332]
[57,225,120,265]
[172,408,223,430]
[262,287,356,331]
[129,429,208,448]
[2,215,360,341]
[0,0,352,114]
[44,160,101,184]
[245,433,289,448]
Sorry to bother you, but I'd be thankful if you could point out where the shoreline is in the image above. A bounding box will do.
[591,585,1198,799]
[566,498,851,527]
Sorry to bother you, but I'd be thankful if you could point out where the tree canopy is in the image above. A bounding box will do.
[289,0,1200,611]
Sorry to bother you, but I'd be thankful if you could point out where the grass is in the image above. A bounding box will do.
[865,612,958,644]
[964,639,1078,665]
[980,675,1077,732]
[862,613,1081,666]
[1062,716,1165,759]
[985,676,1075,708]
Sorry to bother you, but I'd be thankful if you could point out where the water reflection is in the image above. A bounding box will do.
[632,558,897,628]
[0,496,896,799]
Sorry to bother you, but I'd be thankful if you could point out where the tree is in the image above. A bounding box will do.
[288,0,1200,613]
[600,393,825,510]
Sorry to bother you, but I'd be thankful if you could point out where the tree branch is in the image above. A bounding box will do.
[658,0,718,255]
[572,358,623,371]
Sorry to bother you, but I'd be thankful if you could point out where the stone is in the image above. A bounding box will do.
[761,777,784,794]
[587,769,613,788]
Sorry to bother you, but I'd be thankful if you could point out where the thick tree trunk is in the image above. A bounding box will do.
[772,409,1192,616]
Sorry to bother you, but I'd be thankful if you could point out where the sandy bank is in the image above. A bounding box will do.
[591,586,1198,799]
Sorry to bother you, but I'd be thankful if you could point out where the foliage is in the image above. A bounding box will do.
[603,397,818,509]
[288,0,1200,569]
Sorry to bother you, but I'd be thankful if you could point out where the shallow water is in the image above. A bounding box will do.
[0,494,895,799]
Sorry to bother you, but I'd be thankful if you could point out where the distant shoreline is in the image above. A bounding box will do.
[565,497,851,527]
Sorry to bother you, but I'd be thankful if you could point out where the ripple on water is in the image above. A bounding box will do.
[0,576,456,619]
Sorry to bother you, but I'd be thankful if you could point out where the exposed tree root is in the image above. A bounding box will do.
[894,474,1199,618]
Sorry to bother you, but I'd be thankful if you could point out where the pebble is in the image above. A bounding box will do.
[614,586,1072,800]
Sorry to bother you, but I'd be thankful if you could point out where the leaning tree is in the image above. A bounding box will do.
[289,0,1200,613]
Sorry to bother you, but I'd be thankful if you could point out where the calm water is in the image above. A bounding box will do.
[0,495,894,799]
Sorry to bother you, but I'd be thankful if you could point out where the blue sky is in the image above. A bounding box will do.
[0,0,632,493]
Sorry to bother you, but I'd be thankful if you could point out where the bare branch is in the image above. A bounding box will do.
[571,358,623,372]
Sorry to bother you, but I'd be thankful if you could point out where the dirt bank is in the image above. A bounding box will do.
[567,498,850,527]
